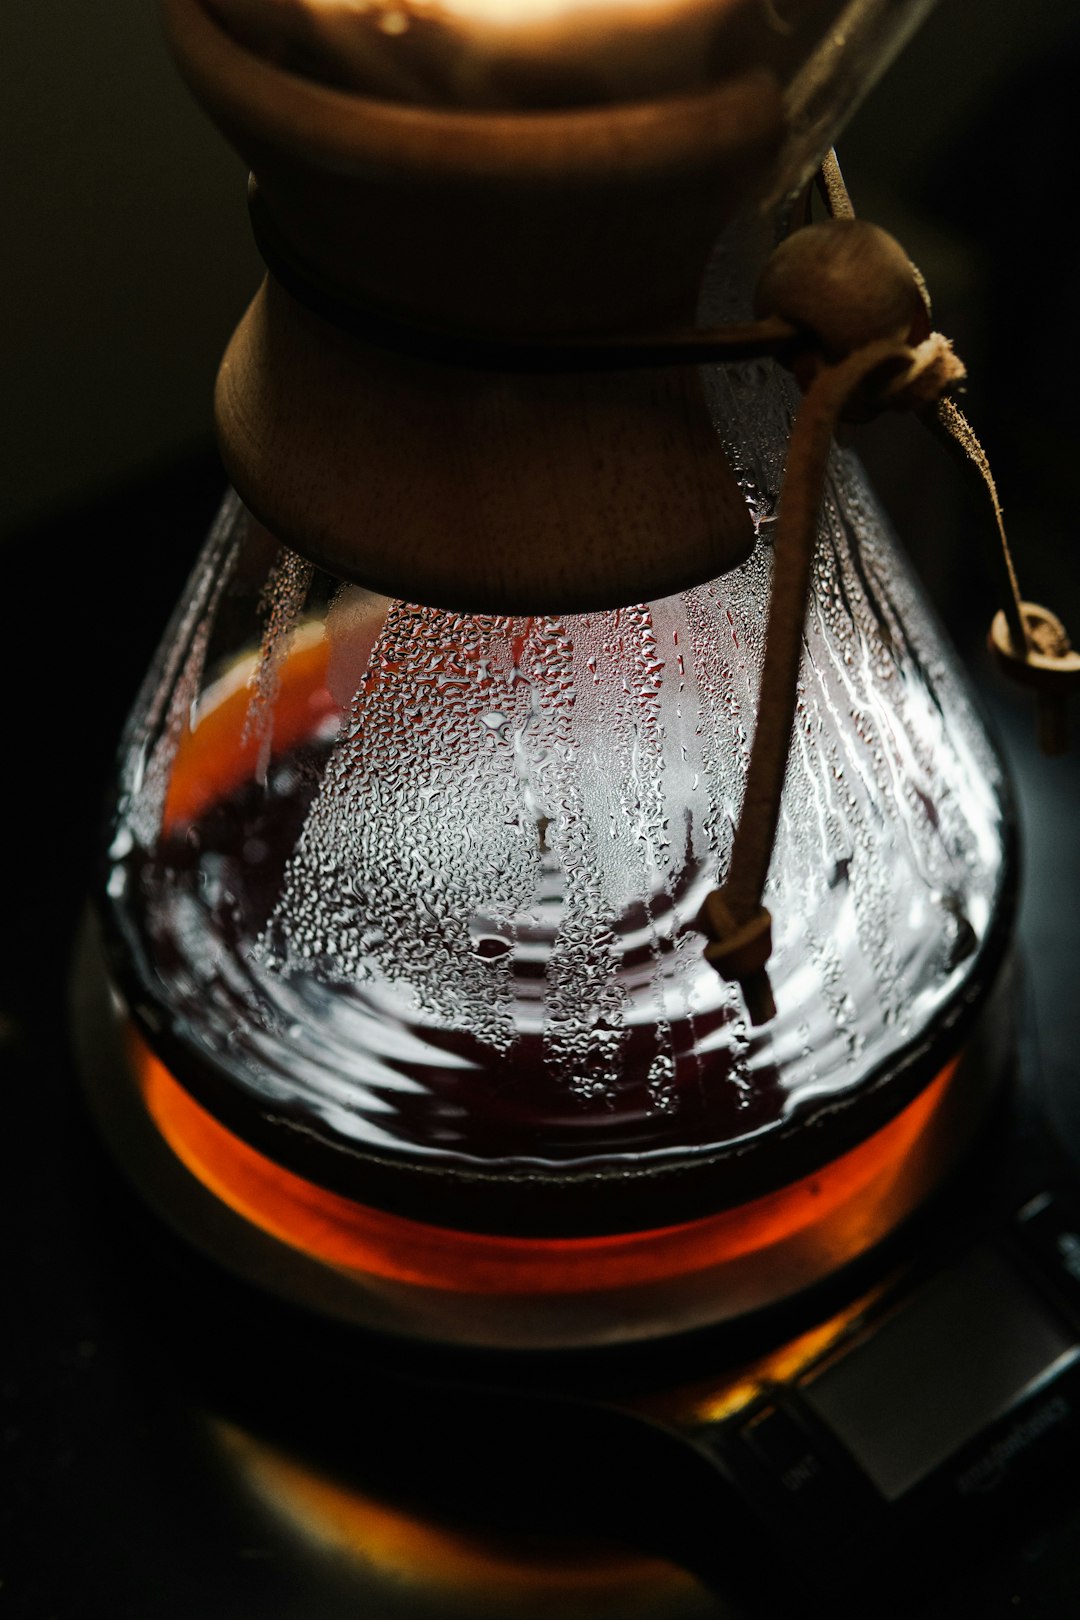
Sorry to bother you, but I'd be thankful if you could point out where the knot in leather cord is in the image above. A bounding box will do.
[697,890,775,1025]
[841,331,967,422]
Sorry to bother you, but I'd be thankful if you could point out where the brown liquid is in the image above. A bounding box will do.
[95,634,1015,1342]
[109,640,788,1173]
[103,630,1014,1239]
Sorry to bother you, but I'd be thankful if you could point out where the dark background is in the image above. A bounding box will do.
[0,0,1076,542]
[4,3,1080,1616]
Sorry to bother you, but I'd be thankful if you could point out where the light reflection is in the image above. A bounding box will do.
[133,1029,959,1297]
[382,0,704,23]
[209,1418,711,1617]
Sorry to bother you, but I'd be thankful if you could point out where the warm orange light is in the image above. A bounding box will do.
[204,0,744,110]
[651,1285,886,1428]
[140,624,970,1306]
[162,628,334,832]
[134,1031,957,1296]
[399,0,700,24]
[212,1418,702,1608]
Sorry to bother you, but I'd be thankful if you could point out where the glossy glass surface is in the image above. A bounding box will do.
[101,356,1011,1197]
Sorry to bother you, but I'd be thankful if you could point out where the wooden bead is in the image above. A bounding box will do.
[988,602,1080,757]
[755,219,930,362]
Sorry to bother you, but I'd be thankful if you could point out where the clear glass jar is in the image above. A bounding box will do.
[94,339,1016,1349]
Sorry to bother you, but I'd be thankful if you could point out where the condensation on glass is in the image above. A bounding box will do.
[101,342,1011,1192]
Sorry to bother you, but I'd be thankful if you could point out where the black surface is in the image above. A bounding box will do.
[1,421,1080,1618]
[8,11,1080,1613]
[6,46,1080,1592]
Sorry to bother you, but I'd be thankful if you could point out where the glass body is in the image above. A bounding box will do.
[95,338,1015,1347]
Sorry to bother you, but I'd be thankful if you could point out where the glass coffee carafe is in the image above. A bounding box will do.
[84,0,1016,1350]
[95,349,1015,1351]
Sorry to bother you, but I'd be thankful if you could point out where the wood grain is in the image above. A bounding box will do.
[217,278,756,612]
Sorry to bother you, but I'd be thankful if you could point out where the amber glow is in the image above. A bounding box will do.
[162,625,334,832]
[212,1419,699,1606]
[640,1284,888,1428]
[138,624,972,1300]
[134,1030,958,1295]
[400,0,698,24]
